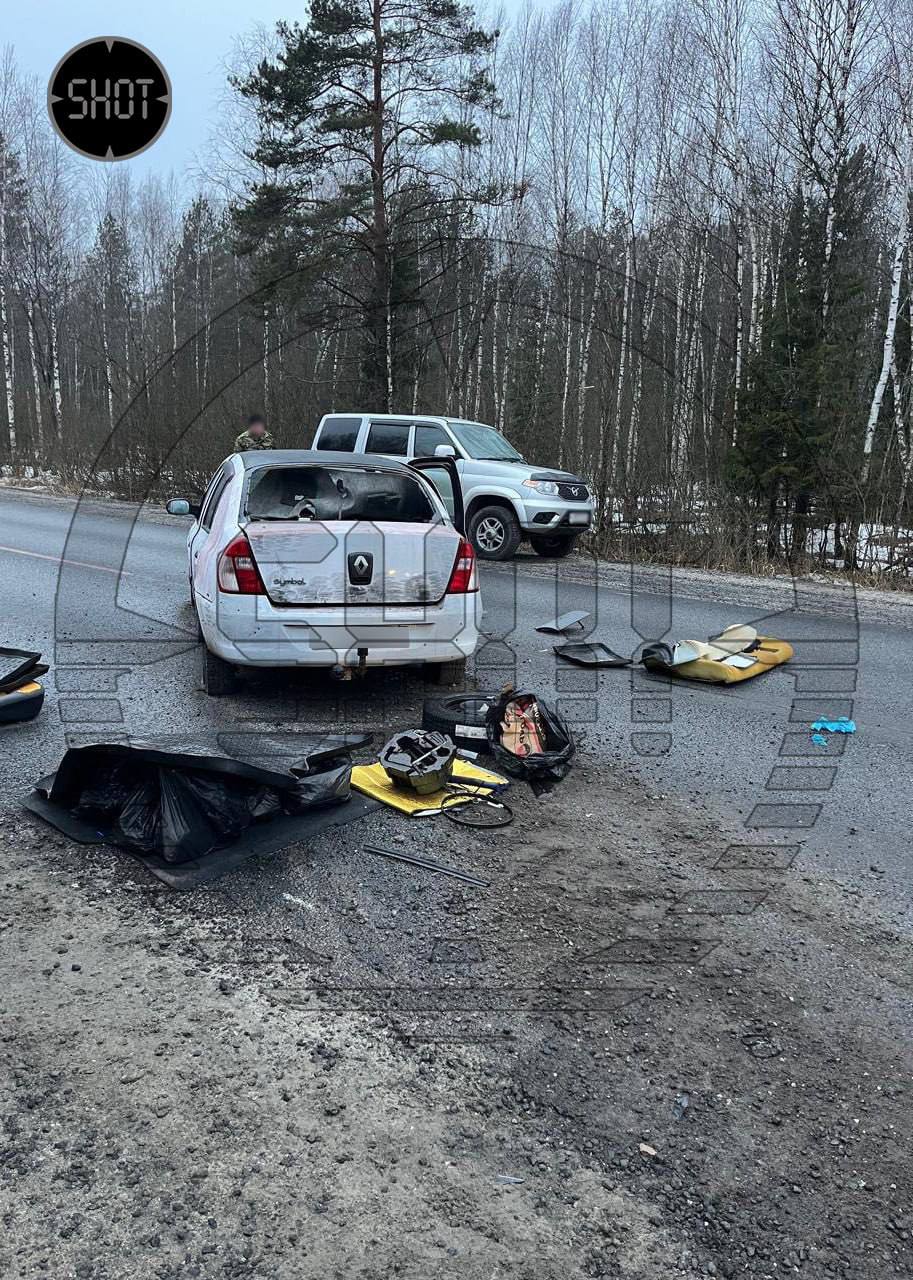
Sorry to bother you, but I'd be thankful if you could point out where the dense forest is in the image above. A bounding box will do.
[1,0,912,575]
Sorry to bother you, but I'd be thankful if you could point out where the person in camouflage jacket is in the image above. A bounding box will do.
[233,414,274,452]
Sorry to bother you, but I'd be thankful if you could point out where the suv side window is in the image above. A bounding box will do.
[199,466,232,531]
[366,421,410,456]
[413,424,451,457]
[316,415,362,451]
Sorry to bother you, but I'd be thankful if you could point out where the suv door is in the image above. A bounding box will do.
[411,422,454,459]
[408,456,465,534]
[364,419,411,459]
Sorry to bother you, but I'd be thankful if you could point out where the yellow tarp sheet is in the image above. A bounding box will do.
[351,758,509,815]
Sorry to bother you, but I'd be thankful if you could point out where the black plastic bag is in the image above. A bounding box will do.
[485,689,574,793]
[282,761,352,814]
[116,777,162,853]
[32,738,357,864]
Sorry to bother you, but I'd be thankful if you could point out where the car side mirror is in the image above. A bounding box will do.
[166,498,197,517]
[434,444,456,458]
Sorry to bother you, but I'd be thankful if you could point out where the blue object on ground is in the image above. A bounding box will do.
[810,716,856,745]
[810,717,856,734]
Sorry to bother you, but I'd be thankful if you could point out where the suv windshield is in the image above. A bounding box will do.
[447,421,525,461]
[245,466,438,523]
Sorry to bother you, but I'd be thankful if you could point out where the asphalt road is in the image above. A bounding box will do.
[2,486,911,917]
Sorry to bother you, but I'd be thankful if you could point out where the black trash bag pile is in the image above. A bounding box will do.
[485,689,575,794]
[33,737,357,865]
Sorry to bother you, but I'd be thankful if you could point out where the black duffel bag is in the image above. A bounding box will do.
[485,689,574,793]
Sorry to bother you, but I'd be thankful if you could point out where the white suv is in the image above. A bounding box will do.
[167,451,479,695]
[311,414,594,561]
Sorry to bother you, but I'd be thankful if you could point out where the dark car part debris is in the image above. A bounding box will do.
[535,609,590,635]
[422,694,494,752]
[485,688,574,793]
[0,647,44,689]
[0,681,45,724]
[554,641,631,668]
[0,647,49,723]
[23,735,375,888]
[366,843,490,888]
[379,729,456,795]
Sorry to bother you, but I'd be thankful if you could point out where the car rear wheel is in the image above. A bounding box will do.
[202,647,239,696]
[468,504,522,561]
[530,534,578,558]
[425,658,467,686]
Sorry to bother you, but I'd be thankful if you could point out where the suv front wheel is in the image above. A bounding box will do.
[529,533,577,558]
[468,504,522,561]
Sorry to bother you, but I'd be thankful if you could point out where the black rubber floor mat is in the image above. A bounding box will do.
[0,663,49,694]
[22,788,380,889]
[0,647,43,688]
[554,642,631,667]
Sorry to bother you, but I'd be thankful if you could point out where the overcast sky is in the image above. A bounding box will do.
[5,0,294,178]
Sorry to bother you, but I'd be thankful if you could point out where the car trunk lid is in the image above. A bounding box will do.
[244,520,461,606]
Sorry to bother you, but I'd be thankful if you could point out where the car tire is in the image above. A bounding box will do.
[422,693,494,752]
[425,658,468,686]
[530,534,577,558]
[202,647,239,696]
[468,504,522,561]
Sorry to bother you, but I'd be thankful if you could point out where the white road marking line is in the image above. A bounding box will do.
[0,543,128,576]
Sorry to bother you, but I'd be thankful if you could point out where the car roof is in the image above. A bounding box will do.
[235,449,416,473]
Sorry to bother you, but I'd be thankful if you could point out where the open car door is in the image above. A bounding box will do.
[408,456,465,535]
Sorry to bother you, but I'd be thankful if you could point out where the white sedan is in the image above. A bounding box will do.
[166,450,480,695]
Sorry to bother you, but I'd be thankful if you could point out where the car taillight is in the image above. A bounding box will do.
[446,538,478,594]
[217,534,264,594]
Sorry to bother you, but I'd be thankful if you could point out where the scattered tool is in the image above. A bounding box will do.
[535,609,590,635]
[440,785,513,828]
[366,844,490,888]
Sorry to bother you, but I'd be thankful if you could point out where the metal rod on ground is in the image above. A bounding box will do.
[365,844,490,888]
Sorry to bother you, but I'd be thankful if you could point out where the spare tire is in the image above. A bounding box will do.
[422,693,495,753]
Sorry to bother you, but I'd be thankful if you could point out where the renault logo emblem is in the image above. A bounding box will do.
[348,552,373,584]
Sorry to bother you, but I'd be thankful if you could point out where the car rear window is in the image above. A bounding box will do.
[366,422,410,455]
[245,466,437,523]
[315,416,361,451]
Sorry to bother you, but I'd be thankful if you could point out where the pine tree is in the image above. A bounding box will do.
[729,147,878,565]
[232,0,500,407]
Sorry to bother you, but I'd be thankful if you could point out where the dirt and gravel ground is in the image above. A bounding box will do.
[2,746,910,1280]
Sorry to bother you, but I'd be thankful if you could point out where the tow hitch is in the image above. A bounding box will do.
[331,647,369,682]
